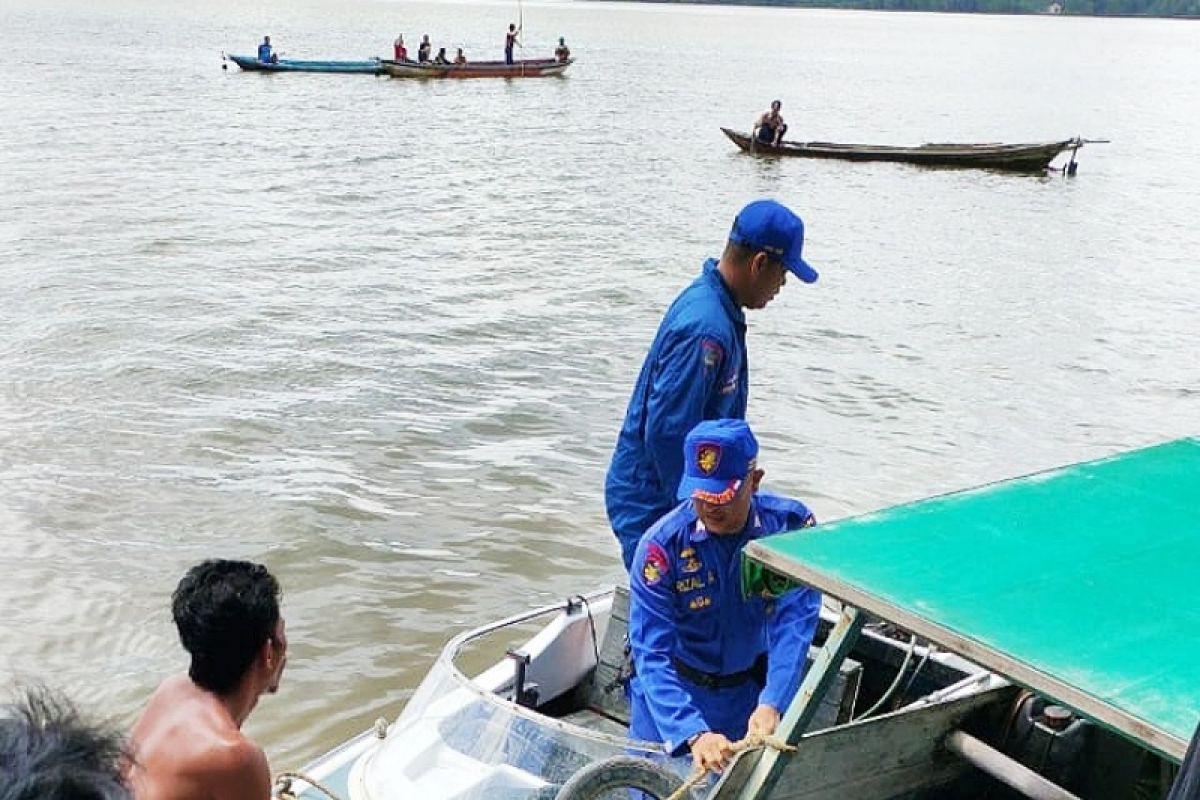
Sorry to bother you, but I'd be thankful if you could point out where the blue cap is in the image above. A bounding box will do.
[676,419,760,505]
[728,199,818,284]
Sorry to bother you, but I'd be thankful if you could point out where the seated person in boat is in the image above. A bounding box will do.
[433,47,450,65]
[555,36,571,63]
[418,34,432,63]
[126,560,288,800]
[628,419,822,774]
[454,47,467,65]
[754,100,787,147]
[393,34,407,62]
[257,35,277,64]
[1,686,132,799]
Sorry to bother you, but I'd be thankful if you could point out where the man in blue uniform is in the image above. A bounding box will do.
[628,419,821,774]
[606,199,819,570]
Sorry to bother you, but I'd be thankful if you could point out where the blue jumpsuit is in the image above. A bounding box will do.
[628,493,821,755]
[606,259,748,570]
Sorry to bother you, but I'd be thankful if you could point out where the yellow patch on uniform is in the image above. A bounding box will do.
[689,595,712,610]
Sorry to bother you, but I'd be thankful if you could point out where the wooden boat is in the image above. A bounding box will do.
[729,437,1199,800]
[721,127,1085,172]
[380,58,573,79]
[272,438,1197,800]
[225,54,383,74]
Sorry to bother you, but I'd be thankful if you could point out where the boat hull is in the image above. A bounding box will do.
[721,127,1080,172]
[277,587,997,800]
[226,54,382,74]
[380,58,573,78]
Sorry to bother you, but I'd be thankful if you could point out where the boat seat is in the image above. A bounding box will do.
[576,586,863,735]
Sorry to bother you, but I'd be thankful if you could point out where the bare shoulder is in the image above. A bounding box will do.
[206,737,271,800]
[128,676,271,800]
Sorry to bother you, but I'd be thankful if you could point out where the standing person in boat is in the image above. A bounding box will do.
[628,418,822,774]
[433,47,450,65]
[257,35,276,64]
[753,100,787,147]
[126,560,287,800]
[505,23,521,65]
[605,198,819,571]
[393,34,407,62]
[454,47,468,65]
[418,34,432,63]
[554,36,571,63]
[1,685,132,800]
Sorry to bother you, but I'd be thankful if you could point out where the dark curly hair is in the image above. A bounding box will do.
[171,560,281,695]
[0,685,130,800]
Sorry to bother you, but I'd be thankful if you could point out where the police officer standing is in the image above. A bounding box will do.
[628,419,821,774]
[606,199,819,570]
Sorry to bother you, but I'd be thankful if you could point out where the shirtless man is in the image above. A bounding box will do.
[127,560,286,800]
[754,100,788,147]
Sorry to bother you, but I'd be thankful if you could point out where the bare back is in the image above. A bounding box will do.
[127,674,271,800]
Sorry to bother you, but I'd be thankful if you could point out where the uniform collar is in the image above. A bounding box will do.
[701,258,746,329]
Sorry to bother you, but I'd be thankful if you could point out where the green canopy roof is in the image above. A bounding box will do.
[744,438,1200,761]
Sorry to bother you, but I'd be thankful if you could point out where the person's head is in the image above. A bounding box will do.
[0,686,130,800]
[263,35,270,45]
[719,198,817,310]
[171,560,285,698]
[559,36,566,45]
[456,47,463,55]
[770,99,782,113]
[422,34,430,42]
[509,23,516,31]
[677,419,763,536]
[438,47,445,54]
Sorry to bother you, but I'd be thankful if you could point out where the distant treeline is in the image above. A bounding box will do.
[622,0,1200,15]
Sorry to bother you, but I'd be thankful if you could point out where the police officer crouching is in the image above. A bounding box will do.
[627,419,821,775]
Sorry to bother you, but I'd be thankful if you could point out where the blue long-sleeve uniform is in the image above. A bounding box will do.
[628,492,822,755]
[606,259,748,570]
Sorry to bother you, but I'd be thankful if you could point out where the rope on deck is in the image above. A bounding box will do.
[665,733,797,800]
[274,717,388,800]
[274,771,345,800]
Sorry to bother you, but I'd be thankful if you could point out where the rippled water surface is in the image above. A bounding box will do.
[1,0,1197,769]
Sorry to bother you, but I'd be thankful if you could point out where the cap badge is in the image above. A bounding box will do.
[696,444,721,476]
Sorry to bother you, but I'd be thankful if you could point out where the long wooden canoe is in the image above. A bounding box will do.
[380,58,573,79]
[226,54,382,74]
[721,127,1083,172]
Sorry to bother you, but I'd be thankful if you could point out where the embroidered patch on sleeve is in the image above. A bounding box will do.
[701,340,723,372]
[642,542,669,587]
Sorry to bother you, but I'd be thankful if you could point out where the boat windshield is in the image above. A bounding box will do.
[358,597,689,799]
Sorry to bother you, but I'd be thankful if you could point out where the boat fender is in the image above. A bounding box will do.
[553,755,684,800]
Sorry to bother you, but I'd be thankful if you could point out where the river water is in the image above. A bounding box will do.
[1,0,1196,770]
